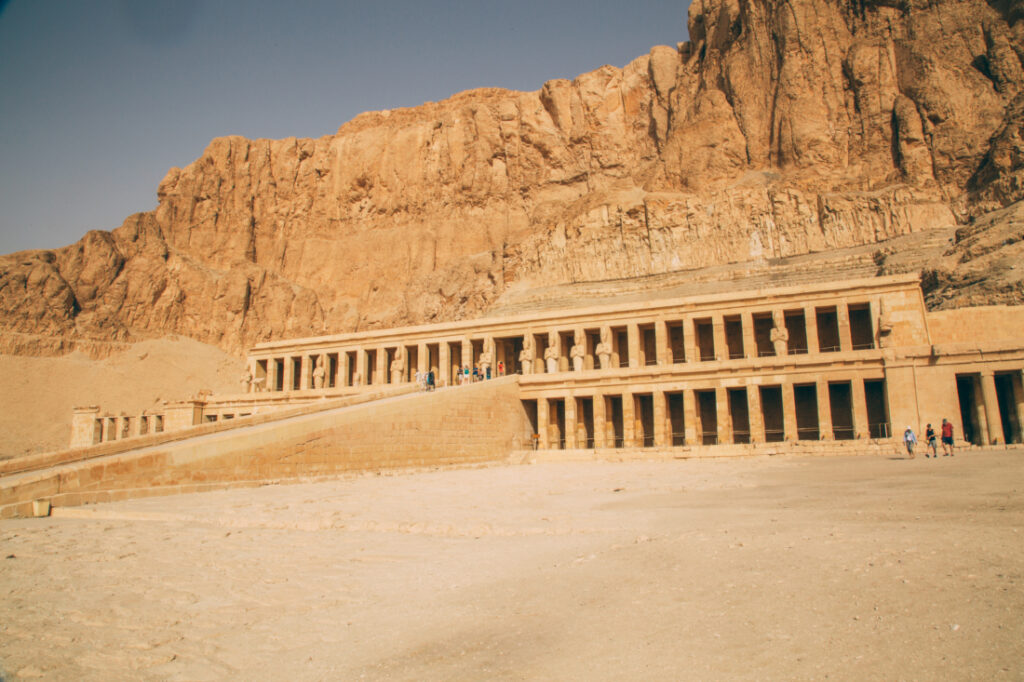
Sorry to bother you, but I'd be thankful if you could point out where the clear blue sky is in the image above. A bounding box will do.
[0,0,690,255]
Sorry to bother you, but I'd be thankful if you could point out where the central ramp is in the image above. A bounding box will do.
[1,377,531,517]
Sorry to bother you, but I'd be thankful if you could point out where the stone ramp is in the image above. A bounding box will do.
[0,384,422,478]
[0,377,532,518]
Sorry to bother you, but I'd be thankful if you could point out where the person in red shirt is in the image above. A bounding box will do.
[941,418,955,456]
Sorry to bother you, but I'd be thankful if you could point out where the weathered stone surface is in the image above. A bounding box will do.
[1,0,1022,356]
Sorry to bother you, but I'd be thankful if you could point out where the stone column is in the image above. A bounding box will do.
[593,393,607,449]
[354,349,366,386]
[712,317,727,362]
[980,370,1004,445]
[852,377,871,439]
[782,382,798,441]
[653,390,668,447]
[805,306,820,354]
[376,348,388,386]
[816,381,834,440]
[300,355,311,390]
[283,357,296,392]
[742,313,757,360]
[838,302,853,352]
[973,375,989,445]
[462,338,473,372]
[622,392,636,447]
[439,343,450,387]
[537,398,550,450]
[716,386,731,445]
[627,324,641,369]
[264,359,276,391]
[683,317,697,364]
[684,389,698,445]
[655,321,669,366]
[747,386,764,443]
[564,396,577,449]
[418,343,429,376]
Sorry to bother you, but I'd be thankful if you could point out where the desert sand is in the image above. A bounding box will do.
[0,338,244,460]
[1,449,1022,680]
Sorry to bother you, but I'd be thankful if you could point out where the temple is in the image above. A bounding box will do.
[71,273,1024,452]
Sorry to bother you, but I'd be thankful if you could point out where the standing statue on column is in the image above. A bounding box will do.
[241,366,254,393]
[570,330,586,372]
[877,300,895,348]
[519,334,535,375]
[390,353,406,384]
[312,356,326,389]
[479,337,494,379]
[544,331,560,374]
[595,327,613,370]
[770,323,789,355]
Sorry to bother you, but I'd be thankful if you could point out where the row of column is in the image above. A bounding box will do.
[252,300,873,392]
[534,378,877,450]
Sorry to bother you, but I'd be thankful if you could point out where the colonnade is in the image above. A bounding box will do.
[248,299,879,393]
[530,376,885,450]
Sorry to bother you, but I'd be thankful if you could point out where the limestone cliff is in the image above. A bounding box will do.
[2,0,1023,356]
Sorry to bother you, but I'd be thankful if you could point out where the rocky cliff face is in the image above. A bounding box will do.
[2,0,1023,356]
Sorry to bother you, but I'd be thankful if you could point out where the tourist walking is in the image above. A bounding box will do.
[925,423,937,458]
[498,361,504,376]
[426,370,435,391]
[941,418,955,456]
[903,426,917,458]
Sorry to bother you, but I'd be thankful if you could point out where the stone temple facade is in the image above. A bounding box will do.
[72,273,1024,453]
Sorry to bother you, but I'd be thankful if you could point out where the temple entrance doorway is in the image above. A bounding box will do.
[864,379,891,439]
[995,373,1022,444]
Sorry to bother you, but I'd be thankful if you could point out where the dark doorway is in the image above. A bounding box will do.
[785,310,809,354]
[577,397,595,448]
[696,390,718,444]
[864,379,891,439]
[729,387,750,444]
[667,392,686,445]
[816,307,840,353]
[753,313,775,357]
[725,316,745,359]
[794,384,820,440]
[695,318,716,362]
[607,395,625,447]
[848,304,875,350]
[829,382,855,440]
[760,385,785,442]
[635,394,655,447]
[995,373,1020,444]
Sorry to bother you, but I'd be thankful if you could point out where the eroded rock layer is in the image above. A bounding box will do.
[2,0,1023,356]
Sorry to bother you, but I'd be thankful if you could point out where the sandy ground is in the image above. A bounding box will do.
[0,338,244,459]
[1,450,1023,681]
